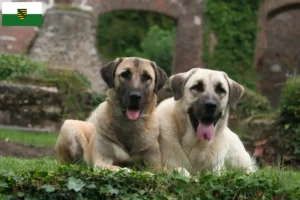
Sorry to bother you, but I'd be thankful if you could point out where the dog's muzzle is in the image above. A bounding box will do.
[188,98,222,141]
[122,90,143,121]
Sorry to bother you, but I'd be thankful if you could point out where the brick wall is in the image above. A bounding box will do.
[0,13,36,54]
[254,0,300,107]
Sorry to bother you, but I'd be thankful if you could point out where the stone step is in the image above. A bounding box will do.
[0,124,54,134]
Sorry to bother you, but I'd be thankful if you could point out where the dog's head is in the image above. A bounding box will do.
[170,68,244,141]
[100,57,168,120]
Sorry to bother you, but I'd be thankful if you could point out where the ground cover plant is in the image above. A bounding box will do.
[0,164,299,199]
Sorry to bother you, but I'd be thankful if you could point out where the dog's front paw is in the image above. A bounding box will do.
[115,167,132,173]
[174,167,191,178]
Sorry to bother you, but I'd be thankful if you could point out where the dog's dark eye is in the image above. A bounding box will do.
[190,82,204,92]
[142,73,152,83]
[215,84,226,94]
[120,71,131,80]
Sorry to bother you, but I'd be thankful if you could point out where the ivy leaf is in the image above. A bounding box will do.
[34,171,48,178]
[86,183,96,189]
[0,180,8,188]
[100,185,119,195]
[67,177,86,192]
[17,192,25,197]
[107,185,119,195]
[99,186,108,194]
[284,124,291,130]
[40,184,56,193]
[293,148,300,155]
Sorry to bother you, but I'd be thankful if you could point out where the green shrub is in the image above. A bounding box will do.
[203,0,261,90]
[277,76,300,157]
[247,77,300,162]
[280,76,300,121]
[0,54,46,81]
[0,165,300,199]
[230,87,272,133]
[128,25,175,75]
[235,87,272,118]
[42,68,91,92]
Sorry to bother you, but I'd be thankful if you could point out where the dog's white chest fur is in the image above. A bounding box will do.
[181,128,229,170]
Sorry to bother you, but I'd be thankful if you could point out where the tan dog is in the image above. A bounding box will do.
[55,57,167,171]
[157,68,256,174]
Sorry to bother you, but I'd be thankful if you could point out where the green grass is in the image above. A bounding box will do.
[0,157,59,172]
[0,129,58,147]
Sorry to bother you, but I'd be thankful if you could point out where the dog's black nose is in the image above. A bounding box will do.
[204,100,217,111]
[129,91,142,101]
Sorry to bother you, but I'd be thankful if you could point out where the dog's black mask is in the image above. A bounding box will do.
[188,96,222,132]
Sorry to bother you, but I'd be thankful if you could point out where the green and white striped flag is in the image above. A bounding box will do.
[2,2,43,26]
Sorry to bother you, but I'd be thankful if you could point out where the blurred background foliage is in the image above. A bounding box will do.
[97,11,176,76]
[96,0,261,90]
[203,0,261,91]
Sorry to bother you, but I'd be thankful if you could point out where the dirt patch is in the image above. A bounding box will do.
[0,140,56,158]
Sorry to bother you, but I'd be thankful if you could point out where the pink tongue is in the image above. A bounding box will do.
[126,109,141,120]
[197,122,215,141]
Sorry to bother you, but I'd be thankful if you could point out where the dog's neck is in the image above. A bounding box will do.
[101,89,158,154]
[217,106,230,129]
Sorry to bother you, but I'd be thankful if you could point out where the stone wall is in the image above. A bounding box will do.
[0,83,62,132]
[0,82,105,132]
[254,0,300,107]
[29,8,107,93]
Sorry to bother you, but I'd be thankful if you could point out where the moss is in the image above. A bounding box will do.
[11,66,106,120]
[12,68,90,92]
[52,6,94,17]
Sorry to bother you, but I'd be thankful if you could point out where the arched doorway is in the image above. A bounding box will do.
[255,2,300,106]
[91,0,205,74]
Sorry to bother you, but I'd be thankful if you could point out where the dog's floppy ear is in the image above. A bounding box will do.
[100,58,123,88]
[151,62,168,93]
[223,73,244,109]
[169,73,185,101]
[170,69,197,101]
